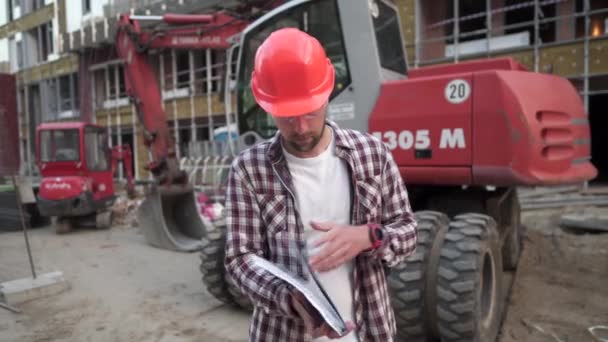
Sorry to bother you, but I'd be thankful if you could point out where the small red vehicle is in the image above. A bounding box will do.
[35,121,133,233]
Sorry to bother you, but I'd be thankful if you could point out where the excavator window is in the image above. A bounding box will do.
[84,127,110,171]
[39,129,80,162]
[372,0,407,75]
[236,0,351,139]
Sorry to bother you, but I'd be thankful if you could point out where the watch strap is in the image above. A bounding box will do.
[368,223,384,249]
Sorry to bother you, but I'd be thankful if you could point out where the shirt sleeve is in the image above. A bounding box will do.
[366,145,418,268]
[223,160,298,318]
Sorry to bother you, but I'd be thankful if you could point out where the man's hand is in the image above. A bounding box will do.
[308,222,372,273]
[291,292,355,339]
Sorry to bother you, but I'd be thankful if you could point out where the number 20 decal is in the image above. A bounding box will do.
[445,79,471,104]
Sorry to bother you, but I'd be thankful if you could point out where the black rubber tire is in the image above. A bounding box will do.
[388,210,449,342]
[436,213,504,342]
[199,217,253,310]
[95,211,113,230]
[0,208,30,232]
[24,203,50,228]
[0,191,37,231]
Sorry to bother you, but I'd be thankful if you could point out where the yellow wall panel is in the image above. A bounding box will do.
[539,44,584,77]
[490,50,535,71]
[0,4,54,39]
[590,39,608,75]
[166,98,195,120]
[95,95,229,133]
[212,96,226,114]
[188,95,226,119]
[95,106,135,128]
[120,111,135,126]
[135,131,150,180]
[95,113,108,126]
[17,54,78,85]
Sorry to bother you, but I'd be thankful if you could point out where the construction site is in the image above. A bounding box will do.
[1,0,607,341]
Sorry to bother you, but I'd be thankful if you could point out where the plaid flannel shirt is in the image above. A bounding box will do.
[224,120,417,342]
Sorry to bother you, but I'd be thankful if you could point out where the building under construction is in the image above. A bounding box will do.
[1,0,606,181]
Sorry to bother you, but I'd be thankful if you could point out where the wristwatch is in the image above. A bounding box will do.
[368,223,384,249]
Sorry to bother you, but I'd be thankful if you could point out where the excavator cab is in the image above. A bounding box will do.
[235,0,405,142]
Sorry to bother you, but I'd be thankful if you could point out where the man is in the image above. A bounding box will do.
[224,28,417,342]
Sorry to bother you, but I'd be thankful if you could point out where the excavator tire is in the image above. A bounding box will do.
[95,211,113,229]
[388,211,449,342]
[436,213,504,342]
[199,217,253,310]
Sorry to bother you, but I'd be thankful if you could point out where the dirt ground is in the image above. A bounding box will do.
[0,204,607,342]
[498,206,608,342]
[0,224,251,342]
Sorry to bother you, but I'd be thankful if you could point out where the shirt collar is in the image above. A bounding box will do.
[267,119,354,164]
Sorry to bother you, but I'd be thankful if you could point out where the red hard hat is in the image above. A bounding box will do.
[250,28,335,117]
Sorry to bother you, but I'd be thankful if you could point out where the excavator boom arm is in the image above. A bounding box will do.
[114,13,247,185]
[113,10,253,253]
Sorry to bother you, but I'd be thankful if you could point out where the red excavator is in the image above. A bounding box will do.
[114,1,597,341]
[35,122,134,233]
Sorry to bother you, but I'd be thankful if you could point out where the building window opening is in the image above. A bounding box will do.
[589,94,608,183]
[108,65,126,99]
[504,0,556,44]
[446,0,487,44]
[8,0,14,21]
[40,22,54,62]
[576,0,608,38]
[175,51,191,88]
[83,0,91,14]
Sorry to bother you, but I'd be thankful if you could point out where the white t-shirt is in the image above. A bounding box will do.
[283,127,358,342]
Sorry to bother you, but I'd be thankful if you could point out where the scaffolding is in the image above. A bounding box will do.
[88,44,230,181]
[411,0,608,113]
[26,0,605,183]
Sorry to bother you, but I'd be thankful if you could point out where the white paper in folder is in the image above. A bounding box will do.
[249,253,348,336]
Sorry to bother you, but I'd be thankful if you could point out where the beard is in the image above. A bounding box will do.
[285,124,326,153]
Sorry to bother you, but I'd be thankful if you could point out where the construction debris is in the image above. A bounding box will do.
[519,186,608,210]
[560,214,608,232]
[0,190,49,232]
[582,186,608,196]
[110,196,143,226]
[521,196,608,210]
[0,302,21,314]
[521,319,565,342]
[589,325,608,342]
[518,185,581,199]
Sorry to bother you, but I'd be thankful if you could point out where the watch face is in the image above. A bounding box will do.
[374,226,383,240]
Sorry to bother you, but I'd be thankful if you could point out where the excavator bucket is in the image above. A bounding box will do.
[137,186,206,252]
